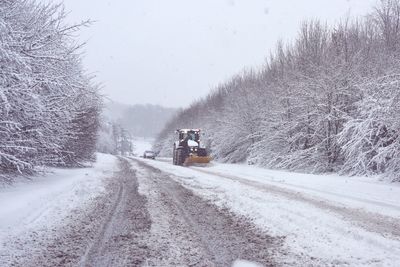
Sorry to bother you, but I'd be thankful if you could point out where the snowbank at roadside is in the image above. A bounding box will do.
[0,153,117,264]
[201,162,400,218]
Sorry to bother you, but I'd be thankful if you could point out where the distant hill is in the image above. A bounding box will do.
[103,101,177,138]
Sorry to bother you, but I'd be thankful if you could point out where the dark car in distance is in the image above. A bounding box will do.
[143,150,156,159]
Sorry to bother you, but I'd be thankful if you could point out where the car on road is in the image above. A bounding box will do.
[143,150,156,159]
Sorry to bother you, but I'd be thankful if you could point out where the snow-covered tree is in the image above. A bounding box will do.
[0,0,101,181]
[154,0,400,181]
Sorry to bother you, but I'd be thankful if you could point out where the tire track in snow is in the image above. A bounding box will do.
[133,159,281,267]
[80,158,151,267]
[79,182,124,267]
[12,158,151,267]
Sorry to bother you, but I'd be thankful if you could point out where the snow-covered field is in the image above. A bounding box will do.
[137,157,400,266]
[0,154,117,265]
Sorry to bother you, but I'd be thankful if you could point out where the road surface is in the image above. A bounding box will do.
[3,155,400,266]
[2,158,279,267]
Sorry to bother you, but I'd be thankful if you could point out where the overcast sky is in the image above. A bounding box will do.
[55,0,376,108]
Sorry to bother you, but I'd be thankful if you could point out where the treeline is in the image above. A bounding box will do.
[97,120,134,156]
[0,1,101,181]
[155,0,400,181]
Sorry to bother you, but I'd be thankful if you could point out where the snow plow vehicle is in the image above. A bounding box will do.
[173,129,211,166]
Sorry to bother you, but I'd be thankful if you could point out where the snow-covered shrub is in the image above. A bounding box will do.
[339,75,400,180]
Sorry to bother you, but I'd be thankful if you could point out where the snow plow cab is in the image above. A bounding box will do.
[173,129,211,166]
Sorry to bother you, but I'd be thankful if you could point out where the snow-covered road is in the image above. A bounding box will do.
[133,159,278,266]
[2,154,400,266]
[0,155,277,267]
[138,157,400,266]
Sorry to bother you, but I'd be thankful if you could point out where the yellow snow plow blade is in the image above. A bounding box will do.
[184,155,212,165]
